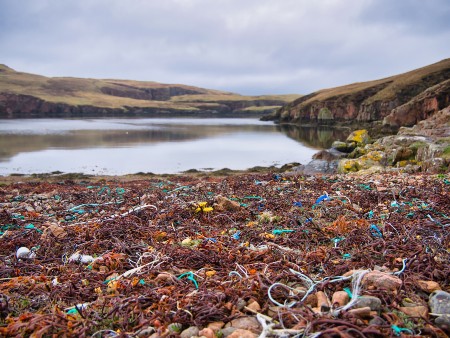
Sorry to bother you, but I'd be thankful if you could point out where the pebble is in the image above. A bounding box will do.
[225,316,261,334]
[207,321,224,331]
[316,291,331,312]
[220,327,237,337]
[361,271,402,292]
[42,223,67,239]
[348,307,372,319]
[417,280,441,293]
[429,291,450,315]
[399,306,429,318]
[235,298,246,311]
[355,295,382,311]
[180,326,199,338]
[198,327,215,338]
[332,291,350,307]
[227,329,257,338]
[136,327,155,337]
[369,316,388,326]
[435,316,450,334]
[246,300,261,313]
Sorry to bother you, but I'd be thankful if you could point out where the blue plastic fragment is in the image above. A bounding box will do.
[315,194,328,204]
[231,231,241,240]
[342,253,352,260]
[293,201,302,207]
[204,238,217,243]
[343,287,353,299]
[369,224,383,238]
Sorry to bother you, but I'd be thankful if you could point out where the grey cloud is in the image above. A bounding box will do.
[0,0,449,95]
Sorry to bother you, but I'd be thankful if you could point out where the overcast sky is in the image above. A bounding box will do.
[1,0,449,95]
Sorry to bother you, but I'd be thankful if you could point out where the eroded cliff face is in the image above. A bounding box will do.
[383,80,450,127]
[0,93,289,118]
[271,59,450,128]
[0,93,126,118]
[99,83,205,101]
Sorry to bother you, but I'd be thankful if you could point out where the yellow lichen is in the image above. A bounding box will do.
[347,129,370,145]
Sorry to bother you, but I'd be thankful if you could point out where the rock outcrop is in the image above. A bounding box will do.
[268,59,450,128]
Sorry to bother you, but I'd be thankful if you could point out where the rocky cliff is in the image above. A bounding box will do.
[0,65,299,118]
[268,59,450,127]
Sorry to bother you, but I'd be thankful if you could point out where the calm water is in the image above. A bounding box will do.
[0,118,348,175]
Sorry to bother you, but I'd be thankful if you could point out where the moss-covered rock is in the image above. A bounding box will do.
[346,129,371,146]
[393,147,415,164]
[338,150,385,173]
[331,141,355,153]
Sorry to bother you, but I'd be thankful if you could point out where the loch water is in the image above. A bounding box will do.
[0,118,348,175]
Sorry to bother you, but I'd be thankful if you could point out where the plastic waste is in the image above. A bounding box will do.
[16,247,36,259]
[69,252,96,264]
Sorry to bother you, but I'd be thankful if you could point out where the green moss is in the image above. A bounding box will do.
[318,107,333,120]
[409,141,428,152]
[442,145,450,159]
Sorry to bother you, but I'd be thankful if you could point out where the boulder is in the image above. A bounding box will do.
[338,151,385,173]
[331,141,355,153]
[429,291,450,315]
[346,129,371,146]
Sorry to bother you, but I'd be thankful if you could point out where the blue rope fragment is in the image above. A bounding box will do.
[343,287,353,299]
[272,229,294,235]
[178,272,199,289]
[391,325,414,336]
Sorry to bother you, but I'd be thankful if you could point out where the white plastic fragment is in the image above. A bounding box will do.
[69,252,95,264]
[16,247,36,259]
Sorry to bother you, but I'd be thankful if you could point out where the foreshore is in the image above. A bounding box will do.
[0,170,449,337]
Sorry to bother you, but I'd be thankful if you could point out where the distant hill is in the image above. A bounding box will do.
[266,59,450,128]
[0,65,300,118]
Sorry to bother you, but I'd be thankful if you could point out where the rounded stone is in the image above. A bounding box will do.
[180,326,200,338]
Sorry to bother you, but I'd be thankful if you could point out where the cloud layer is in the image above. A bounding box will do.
[1,0,449,94]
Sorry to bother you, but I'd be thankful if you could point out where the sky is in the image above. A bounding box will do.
[0,0,449,95]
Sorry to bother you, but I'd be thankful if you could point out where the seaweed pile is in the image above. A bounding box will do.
[0,172,449,337]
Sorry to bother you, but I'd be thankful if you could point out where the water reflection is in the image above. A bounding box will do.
[278,124,350,149]
[0,118,349,174]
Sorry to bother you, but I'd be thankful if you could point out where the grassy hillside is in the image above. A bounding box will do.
[0,65,300,115]
[271,58,450,125]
